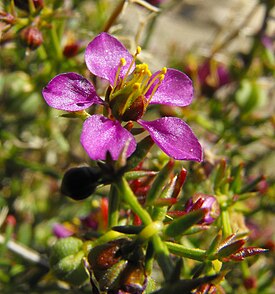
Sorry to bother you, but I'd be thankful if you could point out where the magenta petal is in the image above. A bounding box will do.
[138,117,202,161]
[85,33,134,86]
[81,115,137,160]
[145,69,193,106]
[42,73,103,111]
[53,223,74,238]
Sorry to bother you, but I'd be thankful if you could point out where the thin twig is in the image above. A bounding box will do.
[0,234,49,269]
[210,3,260,56]
[103,0,128,33]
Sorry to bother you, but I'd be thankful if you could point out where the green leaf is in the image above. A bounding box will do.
[126,136,154,170]
[164,209,205,238]
[146,160,175,205]
[165,242,206,261]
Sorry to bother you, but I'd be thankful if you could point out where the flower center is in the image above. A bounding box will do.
[108,47,166,122]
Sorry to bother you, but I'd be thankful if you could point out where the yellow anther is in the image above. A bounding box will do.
[144,69,166,108]
[136,46,141,55]
[161,67,167,74]
[142,63,148,70]
[145,68,152,76]
[120,57,126,66]
[159,74,165,82]
[133,83,141,90]
[136,63,148,72]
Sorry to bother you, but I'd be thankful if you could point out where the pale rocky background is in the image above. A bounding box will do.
[119,0,273,68]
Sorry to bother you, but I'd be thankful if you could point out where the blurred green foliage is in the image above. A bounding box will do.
[0,0,274,293]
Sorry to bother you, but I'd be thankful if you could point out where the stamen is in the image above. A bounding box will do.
[122,63,150,90]
[120,46,142,86]
[136,46,141,55]
[143,67,167,97]
[112,58,126,90]
[145,71,166,107]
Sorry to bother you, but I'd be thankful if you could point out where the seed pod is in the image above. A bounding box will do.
[87,238,147,292]
[120,262,147,294]
[121,95,145,121]
[88,239,131,291]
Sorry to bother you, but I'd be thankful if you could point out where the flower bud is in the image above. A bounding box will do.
[63,42,80,58]
[185,193,220,225]
[244,277,257,290]
[14,0,44,12]
[61,166,102,200]
[0,12,16,25]
[19,26,43,50]
[49,237,89,286]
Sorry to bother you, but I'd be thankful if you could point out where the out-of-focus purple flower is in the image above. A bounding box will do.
[261,35,273,50]
[53,223,74,238]
[81,214,98,230]
[185,193,219,224]
[42,33,202,162]
[81,197,108,230]
[199,61,230,88]
[186,59,231,95]
[145,0,163,6]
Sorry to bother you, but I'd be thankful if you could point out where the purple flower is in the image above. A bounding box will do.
[185,193,220,225]
[261,35,273,51]
[53,223,74,238]
[42,33,202,162]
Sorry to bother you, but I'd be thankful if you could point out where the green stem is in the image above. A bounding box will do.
[114,177,152,225]
[165,241,207,261]
[0,234,48,268]
[152,236,174,278]
[103,0,126,33]
[108,184,120,228]
[92,230,124,247]
[114,177,173,279]
[50,23,62,61]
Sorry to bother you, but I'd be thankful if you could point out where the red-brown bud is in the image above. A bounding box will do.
[0,11,16,24]
[243,277,257,290]
[63,42,80,58]
[121,95,145,122]
[20,26,43,50]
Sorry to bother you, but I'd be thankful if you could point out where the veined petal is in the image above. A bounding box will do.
[145,69,193,106]
[42,73,103,111]
[138,117,202,161]
[81,115,137,160]
[85,33,134,86]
